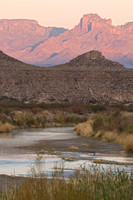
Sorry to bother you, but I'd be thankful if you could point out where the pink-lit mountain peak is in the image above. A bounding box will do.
[0,14,132,68]
[79,13,112,31]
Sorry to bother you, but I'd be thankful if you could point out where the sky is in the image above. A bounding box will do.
[0,0,133,29]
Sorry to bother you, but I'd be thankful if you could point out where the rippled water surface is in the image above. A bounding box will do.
[0,127,132,177]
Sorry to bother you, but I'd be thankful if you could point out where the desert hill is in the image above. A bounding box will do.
[0,50,133,104]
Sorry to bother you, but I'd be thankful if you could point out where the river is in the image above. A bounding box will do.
[0,127,132,178]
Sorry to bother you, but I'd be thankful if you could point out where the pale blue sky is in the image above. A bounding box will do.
[0,0,132,28]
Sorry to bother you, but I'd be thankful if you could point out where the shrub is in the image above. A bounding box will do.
[88,104,106,113]
[69,145,79,151]
[53,113,65,124]
[127,104,133,112]
[13,113,25,127]
[126,124,133,134]
[66,113,80,124]
[0,121,13,133]
[13,112,46,128]
[124,135,133,153]
[75,119,93,137]
[92,112,133,134]
[24,112,36,127]
[92,114,105,132]
[66,104,87,115]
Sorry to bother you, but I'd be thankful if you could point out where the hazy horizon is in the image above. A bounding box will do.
[0,0,132,29]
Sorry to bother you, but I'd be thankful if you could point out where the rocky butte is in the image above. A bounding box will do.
[0,50,133,104]
[0,14,132,68]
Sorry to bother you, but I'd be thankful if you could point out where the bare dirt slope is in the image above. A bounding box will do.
[0,50,133,104]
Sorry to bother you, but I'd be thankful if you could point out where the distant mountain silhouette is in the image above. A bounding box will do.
[0,14,132,68]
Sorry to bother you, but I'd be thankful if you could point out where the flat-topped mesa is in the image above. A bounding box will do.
[69,50,125,71]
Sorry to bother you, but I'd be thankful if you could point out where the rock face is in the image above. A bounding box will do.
[0,50,133,104]
[0,14,132,68]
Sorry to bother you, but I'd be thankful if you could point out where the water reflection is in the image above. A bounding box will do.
[0,127,132,177]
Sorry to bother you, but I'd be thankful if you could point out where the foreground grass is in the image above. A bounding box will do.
[0,167,132,200]
[75,112,133,153]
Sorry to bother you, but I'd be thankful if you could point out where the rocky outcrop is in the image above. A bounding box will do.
[0,14,132,68]
[0,50,133,104]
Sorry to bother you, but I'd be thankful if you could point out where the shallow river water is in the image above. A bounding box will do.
[0,127,132,177]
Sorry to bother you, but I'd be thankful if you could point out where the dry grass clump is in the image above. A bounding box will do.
[75,119,93,137]
[101,131,119,142]
[81,143,88,147]
[69,145,79,151]
[0,121,13,133]
[75,112,133,152]
[124,135,133,153]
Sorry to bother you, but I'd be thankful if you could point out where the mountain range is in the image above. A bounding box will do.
[0,14,132,68]
[0,50,133,104]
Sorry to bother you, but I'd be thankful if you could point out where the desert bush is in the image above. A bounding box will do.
[53,113,65,124]
[127,104,133,112]
[92,112,133,134]
[35,113,46,127]
[75,119,93,137]
[75,112,133,152]
[65,113,81,124]
[13,113,25,127]
[24,112,36,127]
[124,135,133,153]
[66,104,87,115]
[88,104,106,113]
[0,121,13,133]
[13,112,46,128]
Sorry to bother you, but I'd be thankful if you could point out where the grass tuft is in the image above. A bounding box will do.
[69,145,79,151]
[0,121,13,133]
[124,135,133,153]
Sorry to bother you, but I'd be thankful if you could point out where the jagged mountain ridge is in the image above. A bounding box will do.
[0,50,133,104]
[0,14,132,68]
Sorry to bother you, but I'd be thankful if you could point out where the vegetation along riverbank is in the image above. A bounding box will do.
[1,102,133,153]
[75,111,133,153]
[0,157,133,200]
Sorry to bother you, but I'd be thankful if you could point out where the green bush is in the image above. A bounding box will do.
[13,113,24,127]
[92,112,133,134]
[53,113,65,124]
[127,104,133,112]
[66,113,80,124]
[13,112,46,128]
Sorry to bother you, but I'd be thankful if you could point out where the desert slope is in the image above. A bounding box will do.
[0,50,133,104]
